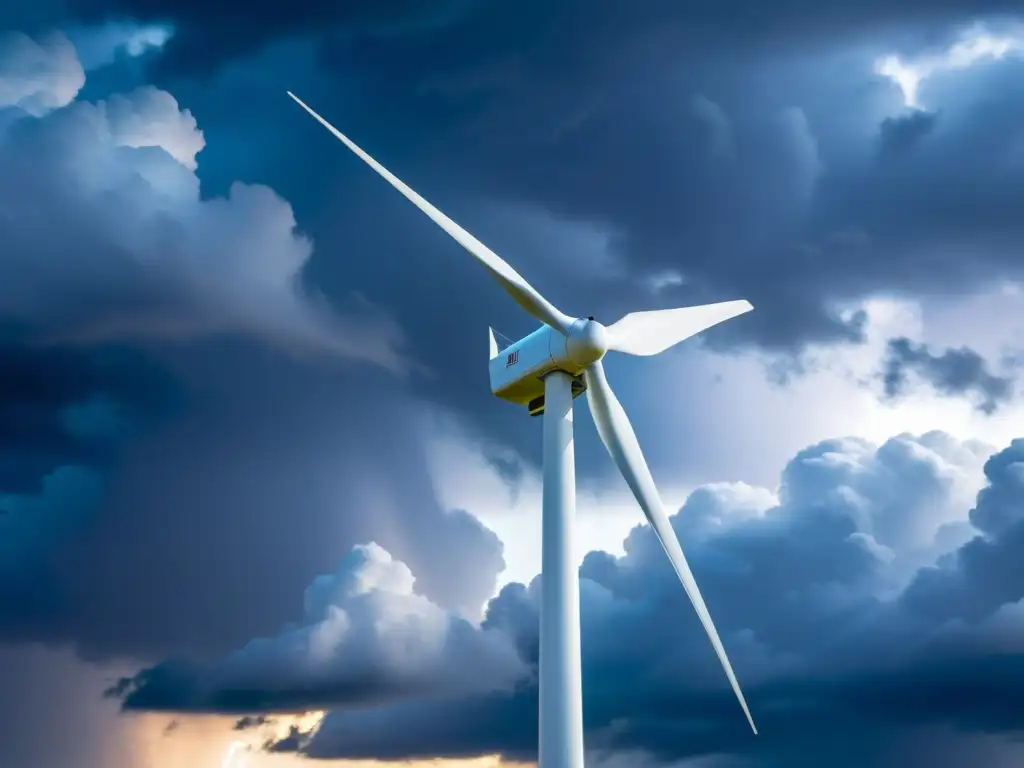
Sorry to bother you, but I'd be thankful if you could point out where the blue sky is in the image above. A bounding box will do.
[1,2,1024,766]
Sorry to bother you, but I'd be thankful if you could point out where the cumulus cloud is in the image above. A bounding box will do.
[0,31,84,116]
[113,431,1024,766]
[0,31,409,371]
[190,434,1015,768]
[110,543,528,713]
[0,31,511,667]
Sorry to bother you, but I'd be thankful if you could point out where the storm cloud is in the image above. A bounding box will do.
[110,542,527,713]
[0,31,505,664]
[2,2,1024,766]
[112,432,1024,766]
[0,31,408,370]
[881,336,1017,413]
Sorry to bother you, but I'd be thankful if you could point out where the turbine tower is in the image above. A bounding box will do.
[287,91,758,768]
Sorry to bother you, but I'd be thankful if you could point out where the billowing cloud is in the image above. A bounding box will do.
[2,6,1024,767]
[0,32,506,665]
[0,31,84,116]
[296,433,1022,766]
[111,431,1024,766]
[0,31,409,372]
[111,542,528,712]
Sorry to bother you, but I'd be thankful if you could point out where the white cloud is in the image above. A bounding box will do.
[0,32,410,371]
[114,543,529,712]
[643,268,687,294]
[603,292,1024,488]
[0,31,84,116]
[300,430,1024,765]
[875,23,1024,109]
[426,287,1024,597]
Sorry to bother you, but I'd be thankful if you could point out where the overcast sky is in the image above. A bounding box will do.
[1,2,1024,766]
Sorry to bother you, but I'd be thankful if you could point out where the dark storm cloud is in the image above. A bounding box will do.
[0,32,505,663]
[882,336,1016,413]
[9,1,1020,371]
[2,340,506,660]
[237,8,1024,445]
[297,435,1023,766]
[233,714,271,731]
[52,0,1024,81]
[878,109,938,156]
[0,326,179,633]
[3,13,1024,768]
[0,325,177,493]
[62,0,485,75]
[114,432,1024,766]
[86,1,1021,472]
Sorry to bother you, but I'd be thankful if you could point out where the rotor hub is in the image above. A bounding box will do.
[566,317,609,367]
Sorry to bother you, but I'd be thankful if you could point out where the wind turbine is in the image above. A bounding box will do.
[287,91,757,768]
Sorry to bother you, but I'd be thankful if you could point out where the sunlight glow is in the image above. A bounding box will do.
[222,740,250,768]
[875,24,1024,108]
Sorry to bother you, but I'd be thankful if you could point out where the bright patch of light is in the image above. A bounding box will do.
[875,24,1024,109]
[272,711,325,742]
[424,411,694,595]
[644,269,687,293]
[123,25,173,57]
[221,740,250,768]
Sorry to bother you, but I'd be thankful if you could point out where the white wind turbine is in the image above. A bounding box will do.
[287,91,757,768]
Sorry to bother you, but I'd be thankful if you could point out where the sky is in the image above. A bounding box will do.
[1,1,1024,766]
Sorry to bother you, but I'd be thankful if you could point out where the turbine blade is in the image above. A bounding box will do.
[607,300,753,356]
[583,360,757,734]
[286,91,575,336]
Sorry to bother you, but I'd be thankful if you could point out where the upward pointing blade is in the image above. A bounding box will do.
[286,91,575,336]
[583,360,757,734]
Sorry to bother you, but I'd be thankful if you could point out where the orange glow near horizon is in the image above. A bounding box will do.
[126,712,531,768]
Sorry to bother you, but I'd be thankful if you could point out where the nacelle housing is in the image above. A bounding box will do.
[488,325,587,416]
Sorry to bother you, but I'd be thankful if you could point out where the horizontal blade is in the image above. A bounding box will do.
[583,360,757,734]
[607,299,753,356]
[286,91,575,336]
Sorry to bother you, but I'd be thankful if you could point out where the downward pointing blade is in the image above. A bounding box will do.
[583,360,757,734]
[286,91,575,336]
